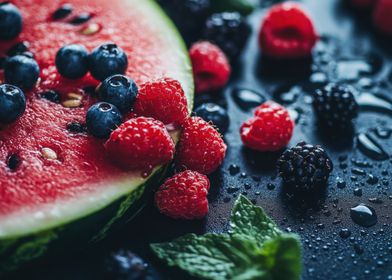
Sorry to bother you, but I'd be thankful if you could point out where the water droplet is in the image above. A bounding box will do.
[310,72,328,84]
[357,93,392,115]
[350,204,377,227]
[231,88,266,111]
[339,228,351,239]
[366,174,378,185]
[335,54,382,81]
[227,186,240,194]
[368,197,382,204]
[336,178,346,189]
[228,164,240,175]
[357,133,389,161]
[353,188,362,196]
[374,127,392,139]
[273,85,302,104]
[267,183,275,190]
[288,108,302,123]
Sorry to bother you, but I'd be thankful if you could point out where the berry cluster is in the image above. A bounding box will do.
[277,142,333,190]
[312,84,359,129]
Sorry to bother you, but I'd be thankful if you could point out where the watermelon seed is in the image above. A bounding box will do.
[41,90,61,103]
[68,12,92,25]
[7,154,21,171]
[80,23,101,36]
[41,148,57,160]
[67,122,86,133]
[62,92,83,108]
[52,3,73,20]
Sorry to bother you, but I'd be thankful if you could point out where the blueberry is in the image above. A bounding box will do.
[55,44,89,79]
[0,2,23,40]
[0,84,26,124]
[97,75,138,113]
[86,102,122,138]
[4,55,39,89]
[194,103,229,134]
[88,43,128,81]
[104,249,148,280]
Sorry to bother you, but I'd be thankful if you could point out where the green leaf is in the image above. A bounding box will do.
[151,233,259,280]
[258,234,302,280]
[151,195,302,280]
[210,0,258,15]
[230,195,282,245]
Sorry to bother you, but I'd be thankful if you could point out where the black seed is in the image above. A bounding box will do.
[52,3,73,20]
[68,12,92,25]
[67,122,86,133]
[7,41,30,57]
[41,90,61,103]
[7,154,20,171]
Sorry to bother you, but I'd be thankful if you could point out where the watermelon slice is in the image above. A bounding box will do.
[0,0,193,270]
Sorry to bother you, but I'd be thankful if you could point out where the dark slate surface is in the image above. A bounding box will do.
[10,0,392,279]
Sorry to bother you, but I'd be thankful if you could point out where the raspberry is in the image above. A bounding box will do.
[155,170,210,219]
[189,41,231,93]
[312,84,359,129]
[202,12,251,60]
[176,116,227,174]
[133,78,189,127]
[258,2,318,59]
[104,117,175,170]
[277,142,333,190]
[373,0,392,35]
[240,101,294,152]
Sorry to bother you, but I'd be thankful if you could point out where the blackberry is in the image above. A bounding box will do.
[277,142,333,190]
[164,0,211,43]
[313,84,359,128]
[202,12,251,60]
[104,249,148,280]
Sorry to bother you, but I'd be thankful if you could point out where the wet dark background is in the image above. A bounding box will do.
[10,0,392,279]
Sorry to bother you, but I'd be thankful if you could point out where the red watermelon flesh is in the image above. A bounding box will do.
[0,0,192,235]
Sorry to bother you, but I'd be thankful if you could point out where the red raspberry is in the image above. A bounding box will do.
[259,2,318,59]
[104,117,175,170]
[240,101,294,152]
[189,41,231,93]
[373,0,392,35]
[155,170,210,219]
[176,116,226,175]
[133,78,189,127]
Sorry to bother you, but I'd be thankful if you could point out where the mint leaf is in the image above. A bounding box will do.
[230,195,282,245]
[151,195,302,280]
[151,234,259,280]
[210,0,258,15]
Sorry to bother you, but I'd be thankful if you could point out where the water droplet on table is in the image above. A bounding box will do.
[231,88,266,111]
[350,204,377,227]
[356,133,389,161]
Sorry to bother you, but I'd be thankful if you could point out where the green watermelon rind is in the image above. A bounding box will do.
[0,0,193,271]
